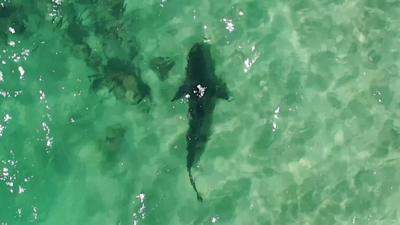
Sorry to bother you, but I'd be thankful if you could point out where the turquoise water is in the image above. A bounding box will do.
[1,0,400,224]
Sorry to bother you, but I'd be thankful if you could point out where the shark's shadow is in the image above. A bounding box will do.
[173,42,229,201]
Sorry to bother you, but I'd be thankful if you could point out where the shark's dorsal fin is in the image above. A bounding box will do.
[215,80,230,100]
[171,84,190,101]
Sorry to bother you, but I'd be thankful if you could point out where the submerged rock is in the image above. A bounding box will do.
[103,124,126,152]
[0,4,16,19]
[0,4,27,39]
[108,73,131,99]
[0,32,7,46]
[109,0,126,18]
[108,72,149,104]
[57,3,150,105]
[149,57,175,81]
[98,124,130,175]
[105,58,151,103]
[67,17,89,45]
[88,70,150,104]
[89,74,107,92]
[104,58,134,74]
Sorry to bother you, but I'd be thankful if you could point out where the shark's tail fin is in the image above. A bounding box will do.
[188,167,203,202]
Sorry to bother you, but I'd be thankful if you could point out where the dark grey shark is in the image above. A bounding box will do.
[172,42,229,201]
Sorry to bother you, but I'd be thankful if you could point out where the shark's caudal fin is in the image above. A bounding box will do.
[188,167,203,202]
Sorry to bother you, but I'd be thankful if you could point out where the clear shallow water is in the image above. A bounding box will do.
[1,0,400,224]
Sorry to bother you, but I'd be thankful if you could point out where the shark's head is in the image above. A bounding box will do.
[187,42,215,81]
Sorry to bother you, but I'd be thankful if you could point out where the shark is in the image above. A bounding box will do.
[172,42,229,201]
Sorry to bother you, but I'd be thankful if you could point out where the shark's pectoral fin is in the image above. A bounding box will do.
[171,84,190,101]
[216,80,230,101]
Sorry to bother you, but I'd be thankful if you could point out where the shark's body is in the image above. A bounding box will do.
[173,43,229,201]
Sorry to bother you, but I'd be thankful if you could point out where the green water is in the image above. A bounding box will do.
[1,0,400,224]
